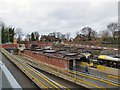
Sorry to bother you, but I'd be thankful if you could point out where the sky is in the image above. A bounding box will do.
[0,0,119,38]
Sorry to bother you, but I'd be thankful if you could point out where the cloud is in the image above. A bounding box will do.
[0,0,118,38]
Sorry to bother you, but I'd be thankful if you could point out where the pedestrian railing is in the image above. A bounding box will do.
[108,75,120,88]
[20,53,120,89]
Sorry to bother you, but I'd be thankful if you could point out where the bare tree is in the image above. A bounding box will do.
[25,34,31,41]
[0,21,5,27]
[107,22,118,42]
[15,28,24,42]
[76,31,80,36]
[61,34,66,40]
[56,32,62,38]
[107,23,118,36]
[81,26,95,41]
[100,30,111,43]
[101,30,110,38]
[91,30,97,38]
[66,33,71,40]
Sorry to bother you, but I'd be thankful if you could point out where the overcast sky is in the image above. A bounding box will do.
[0,0,119,38]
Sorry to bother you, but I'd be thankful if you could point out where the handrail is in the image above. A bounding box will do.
[70,70,119,87]
[108,75,120,88]
[20,53,106,89]
[108,75,120,80]
[21,53,119,88]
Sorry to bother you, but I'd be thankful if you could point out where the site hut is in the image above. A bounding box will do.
[63,46,72,52]
[23,48,80,70]
[43,50,79,70]
[57,50,80,70]
[17,44,26,54]
[63,52,79,70]
[32,48,43,52]
[76,47,85,53]
[43,46,52,50]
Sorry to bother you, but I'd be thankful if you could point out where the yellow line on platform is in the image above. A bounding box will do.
[16,55,70,89]
[2,50,48,88]
[14,56,65,89]
[20,54,106,88]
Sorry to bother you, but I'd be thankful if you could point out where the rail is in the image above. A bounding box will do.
[0,61,22,89]
[108,75,120,88]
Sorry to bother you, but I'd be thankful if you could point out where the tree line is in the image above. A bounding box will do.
[0,20,119,44]
[0,22,15,43]
[0,21,24,43]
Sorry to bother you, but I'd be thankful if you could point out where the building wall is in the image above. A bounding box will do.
[2,44,17,49]
[23,50,70,69]
[18,41,52,48]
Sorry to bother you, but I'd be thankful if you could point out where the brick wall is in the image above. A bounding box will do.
[19,41,53,48]
[2,44,17,49]
[23,50,69,69]
[38,42,52,48]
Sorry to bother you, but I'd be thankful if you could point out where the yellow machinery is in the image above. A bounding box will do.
[96,55,120,75]
[80,53,93,67]
[13,38,17,44]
